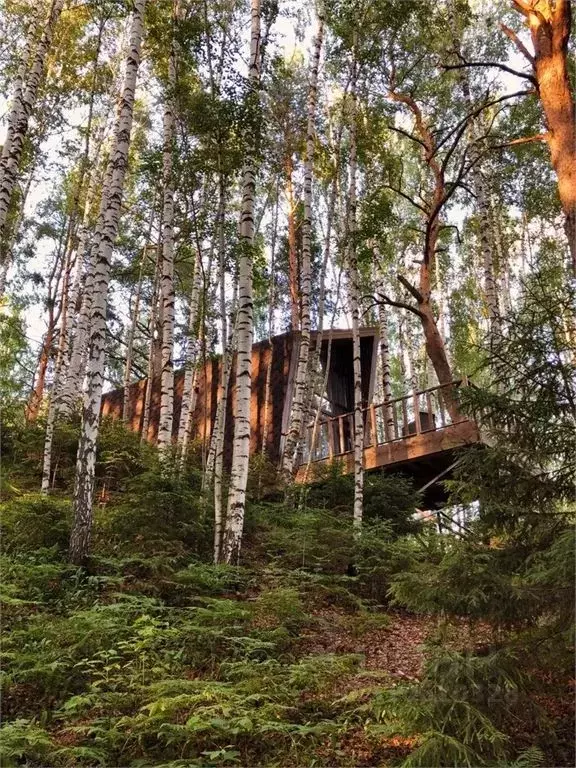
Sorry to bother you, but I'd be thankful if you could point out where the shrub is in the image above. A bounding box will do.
[0,494,71,554]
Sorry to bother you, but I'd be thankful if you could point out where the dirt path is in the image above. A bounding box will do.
[299,608,434,680]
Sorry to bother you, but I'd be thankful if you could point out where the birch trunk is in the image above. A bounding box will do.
[177,248,203,455]
[123,204,157,421]
[285,155,299,330]
[213,311,237,563]
[0,158,36,296]
[69,0,145,565]
[141,239,162,443]
[346,60,364,531]
[41,237,76,492]
[157,9,178,454]
[0,13,37,165]
[178,177,219,462]
[25,221,67,421]
[306,97,346,423]
[373,242,394,429]
[261,177,280,455]
[281,9,323,477]
[0,0,64,242]
[221,0,261,565]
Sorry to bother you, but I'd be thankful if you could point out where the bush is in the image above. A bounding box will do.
[95,470,211,557]
[0,494,71,554]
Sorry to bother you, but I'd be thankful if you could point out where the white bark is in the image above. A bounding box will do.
[69,0,145,565]
[123,202,157,421]
[60,145,114,417]
[177,248,203,456]
[221,0,261,564]
[346,60,363,531]
[261,177,280,456]
[213,312,237,564]
[281,8,324,477]
[141,240,162,443]
[0,0,64,240]
[41,234,76,493]
[157,14,178,454]
[0,159,36,295]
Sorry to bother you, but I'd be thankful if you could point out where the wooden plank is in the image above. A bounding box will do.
[327,419,334,458]
[338,416,345,455]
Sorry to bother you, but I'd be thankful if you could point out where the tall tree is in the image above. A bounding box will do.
[69,0,146,565]
[504,0,575,272]
[0,0,65,257]
[281,5,324,478]
[346,52,364,530]
[157,1,179,455]
[221,0,262,564]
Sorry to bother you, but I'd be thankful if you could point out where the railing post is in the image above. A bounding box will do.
[369,404,377,447]
[328,419,334,459]
[338,416,345,455]
[401,397,409,436]
[426,391,434,431]
[413,392,422,434]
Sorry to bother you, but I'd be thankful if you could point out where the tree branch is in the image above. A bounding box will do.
[383,184,429,214]
[442,60,536,85]
[397,273,423,303]
[436,89,535,170]
[376,291,424,318]
[386,123,427,149]
[512,0,533,17]
[500,23,535,65]
[490,132,549,149]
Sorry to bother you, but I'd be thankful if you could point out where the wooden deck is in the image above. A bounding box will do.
[295,380,481,484]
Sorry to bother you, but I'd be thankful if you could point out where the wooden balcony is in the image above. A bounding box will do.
[295,380,481,484]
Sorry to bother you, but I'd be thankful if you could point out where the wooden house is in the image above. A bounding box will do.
[101,327,481,504]
[101,328,380,467]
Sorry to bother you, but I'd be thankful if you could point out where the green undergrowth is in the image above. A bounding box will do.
[0,492,569,767]
[1,412,573,767]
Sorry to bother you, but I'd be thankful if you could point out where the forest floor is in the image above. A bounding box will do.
[1,481,574,766]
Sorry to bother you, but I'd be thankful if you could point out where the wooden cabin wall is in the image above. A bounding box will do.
[100,332,296,468]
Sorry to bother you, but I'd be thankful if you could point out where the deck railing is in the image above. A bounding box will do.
[300,378,469,465]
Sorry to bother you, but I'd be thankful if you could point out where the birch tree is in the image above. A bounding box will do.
[157,2,179,455]
[346,55,364,530]
[69,0,146,565]
[0,0,65,251]
[281,6,324,478]
[221,0,262,565]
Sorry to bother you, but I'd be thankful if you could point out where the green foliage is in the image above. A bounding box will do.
[0,719,54,767]
[302,466,420,533]
[372,648,532,767]
[0,494,71,554]
[95,469,210,558]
